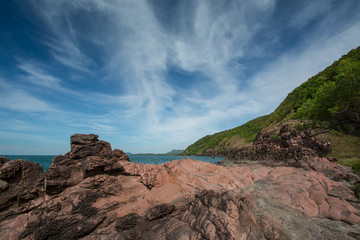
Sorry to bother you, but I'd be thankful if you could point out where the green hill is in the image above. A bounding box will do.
[267,46,360,131]
[184,115,269,156]
[184,46,360,164]
[165,149,184,155]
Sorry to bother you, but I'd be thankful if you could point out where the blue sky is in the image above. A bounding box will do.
[1,0,360,154]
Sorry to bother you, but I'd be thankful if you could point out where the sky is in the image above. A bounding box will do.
[0,0,360,154]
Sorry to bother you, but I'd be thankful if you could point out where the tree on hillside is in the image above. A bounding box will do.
[298,58,360,134]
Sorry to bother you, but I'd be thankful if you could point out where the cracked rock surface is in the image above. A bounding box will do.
[1,134,360,239]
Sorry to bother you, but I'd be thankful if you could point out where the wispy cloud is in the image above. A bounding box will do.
[249,18,360,110]
[0,77,55,112]
[30,0,96,73]
[18,61,62,89]
[1,0,360,153]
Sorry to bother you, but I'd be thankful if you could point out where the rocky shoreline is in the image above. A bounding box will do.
[1,134,360,239]
[223,124,360,183]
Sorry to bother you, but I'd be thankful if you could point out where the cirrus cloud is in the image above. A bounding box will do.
[0,0,360,154]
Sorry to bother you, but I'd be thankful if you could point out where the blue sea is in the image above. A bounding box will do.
[4,155,224,171]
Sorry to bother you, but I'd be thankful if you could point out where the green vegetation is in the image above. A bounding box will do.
[327,131,360,173]
[270,134,281,141]
[184,115,269,155]
[184,46,360,161]
[268,46,360,131]
[350,184,360,199]
[296,59,360,133]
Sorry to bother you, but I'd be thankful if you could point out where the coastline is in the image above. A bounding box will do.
[1,134,359,239]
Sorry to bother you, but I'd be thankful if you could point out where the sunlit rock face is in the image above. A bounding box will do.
[0,134,359,240]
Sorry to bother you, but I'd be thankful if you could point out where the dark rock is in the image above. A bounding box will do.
[0,156,10,166]
[146,203,176,221]
[71,192,102,218]
[52,134,125,166]
[199,148,223,157]
[225,124,359,181]
[70,134,99,148]
[21,214,105,240]
[45,164,83,195]
[0,159,44,212]
[45,134,129,195]
[112,148,130,161]
[55,134,130,165]
[115,213,141,231]
[69,134,112,160]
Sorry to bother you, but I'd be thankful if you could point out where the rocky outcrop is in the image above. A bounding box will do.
[45,134,129,195]
[53,133,129,165]
[197,148,223,157]
[1,134,360,239]
[226,125,331,162]
[225,124,359,182]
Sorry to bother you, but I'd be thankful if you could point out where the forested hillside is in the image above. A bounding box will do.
[184,115,269,155]
[185,46,360,161]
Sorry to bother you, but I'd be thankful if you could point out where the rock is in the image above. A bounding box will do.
[70,134,99,148]
[199,148,222,157]
[137,190,290,240]
[115,213,141,231]
[0,156,10,166]
[45,134,129,195]
[146,203,176,221]
[0,159,44,214]
[0,135,359,240]
[225,124,360,182]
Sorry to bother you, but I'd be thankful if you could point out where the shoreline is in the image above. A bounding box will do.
[1,134,359,239]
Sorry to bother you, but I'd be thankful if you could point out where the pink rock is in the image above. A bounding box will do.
[0,134,359,239]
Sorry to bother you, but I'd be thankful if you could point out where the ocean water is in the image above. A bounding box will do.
[4,155,224,171]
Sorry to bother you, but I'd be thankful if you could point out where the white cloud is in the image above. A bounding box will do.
[0,90,54,112]
[31,0,96,73]
[248,21,360,110]
[18,61,62,89]
[9,0,359,153]
[0,78,55,112]
[289,0,334,28]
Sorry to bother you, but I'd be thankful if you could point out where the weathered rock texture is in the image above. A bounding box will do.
[0,159,44,214]
[225,124,359,183]
[1,134,360,239]
[45,134,129,195]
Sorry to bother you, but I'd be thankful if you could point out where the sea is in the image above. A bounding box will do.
[3,155,224,171]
